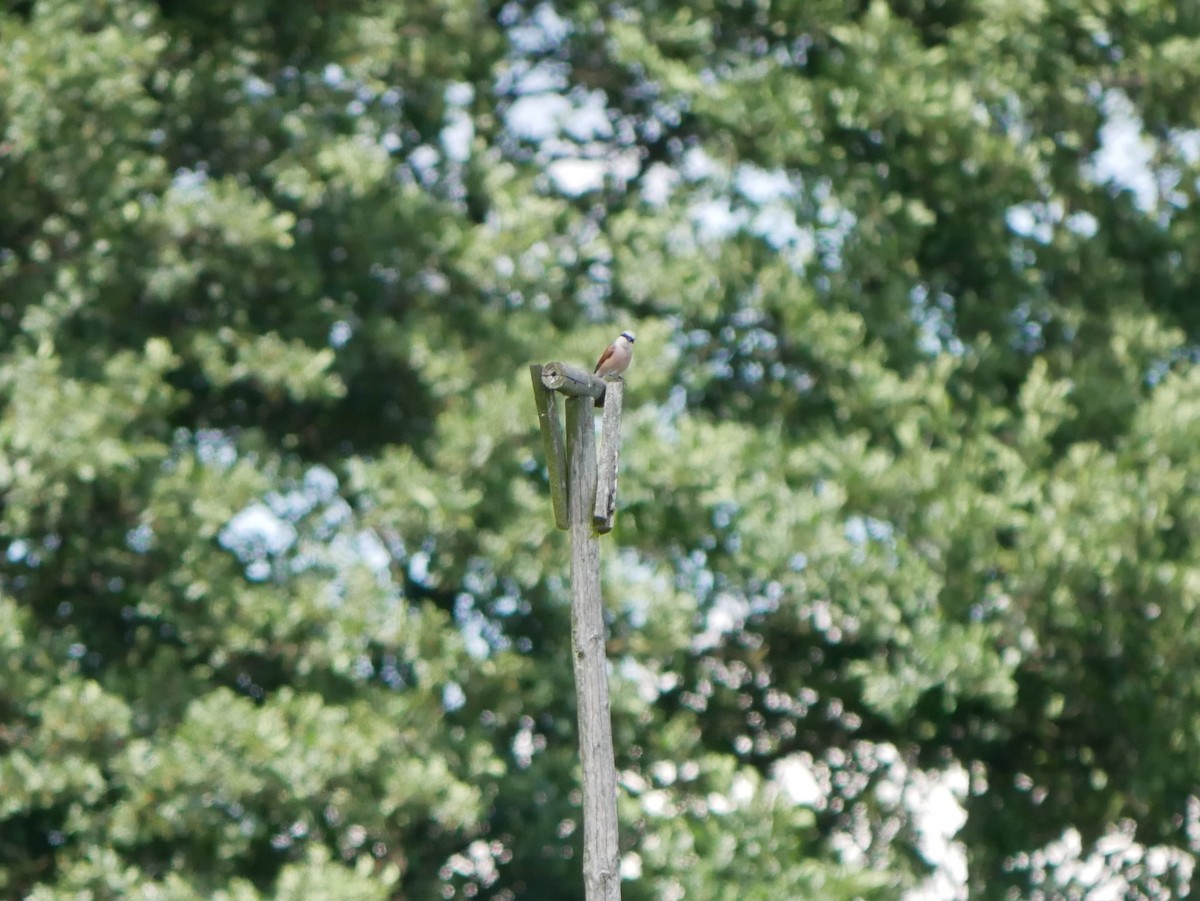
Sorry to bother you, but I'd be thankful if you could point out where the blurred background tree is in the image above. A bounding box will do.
[2,0,1199,898]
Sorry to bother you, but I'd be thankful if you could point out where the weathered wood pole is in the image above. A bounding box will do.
[565,394,620,901]
[529,361,623,901]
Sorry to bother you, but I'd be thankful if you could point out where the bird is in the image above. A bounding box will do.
[594,331,636,379]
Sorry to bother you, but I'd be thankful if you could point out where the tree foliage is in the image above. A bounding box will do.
[3,0,1200,897]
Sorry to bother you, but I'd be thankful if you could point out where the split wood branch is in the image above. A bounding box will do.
[593,379,625,534]
[529,364,569,530]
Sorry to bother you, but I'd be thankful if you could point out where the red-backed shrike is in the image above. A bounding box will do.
[594,331,636,379]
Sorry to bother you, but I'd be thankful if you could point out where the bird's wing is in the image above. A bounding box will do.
[594,344,615,373]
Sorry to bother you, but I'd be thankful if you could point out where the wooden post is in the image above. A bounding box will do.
[566,396,621,901]
[530,359,623,901]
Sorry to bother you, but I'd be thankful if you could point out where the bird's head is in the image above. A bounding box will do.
[619,331,636,344]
